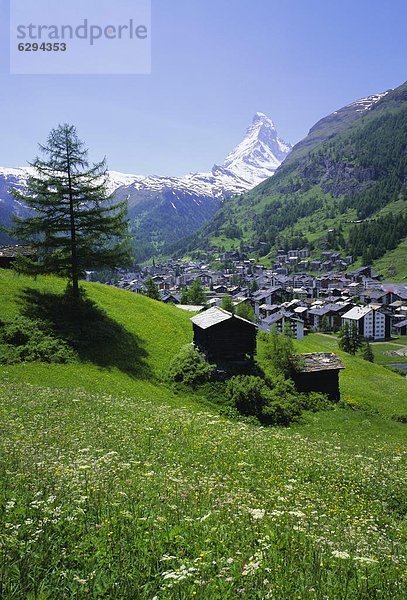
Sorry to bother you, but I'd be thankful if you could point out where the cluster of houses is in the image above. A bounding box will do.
[2,244,404,343]
[272,247,354,275]
[111,252,407,341]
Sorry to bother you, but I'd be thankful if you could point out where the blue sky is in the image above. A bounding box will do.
[0,0,406,175]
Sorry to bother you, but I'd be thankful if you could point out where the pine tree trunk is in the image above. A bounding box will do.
[66,150,79,299]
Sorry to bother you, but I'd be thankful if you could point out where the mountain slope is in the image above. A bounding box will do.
[179,82,407,272]
[0,167,32,243]
[0,115,291,258]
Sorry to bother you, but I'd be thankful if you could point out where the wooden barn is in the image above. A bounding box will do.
[0,245,35,269]
[191,307,257,362]
[291,352,345,402]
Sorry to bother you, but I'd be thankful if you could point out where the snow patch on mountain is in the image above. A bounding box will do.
[349,91,390,112]
[333,91,390,115]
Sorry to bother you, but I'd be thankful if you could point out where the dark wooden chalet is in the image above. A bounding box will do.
[292,352,345,402]
[191,307,257,362]
[0,245,35,269]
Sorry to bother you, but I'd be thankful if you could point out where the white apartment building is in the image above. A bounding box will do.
[341,305,390,340]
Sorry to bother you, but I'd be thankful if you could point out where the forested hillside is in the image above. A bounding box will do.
[174,82,407,274]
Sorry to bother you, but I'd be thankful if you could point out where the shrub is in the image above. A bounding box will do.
[300,392,333,413]
[227,374,303,426]
[262,396,302,426]
[168,344,215,387]
[1,316,40,346]
[226,375,269,418]
[262,377,302,425]
[0,316,75,365]
[263,326,295,377]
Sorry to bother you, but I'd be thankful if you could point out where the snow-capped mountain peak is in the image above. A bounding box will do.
[252,111,275,126]
[221,113,292,187]
[0,113,291,248]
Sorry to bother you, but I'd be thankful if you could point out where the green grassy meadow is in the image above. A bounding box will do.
[0,270,406,598]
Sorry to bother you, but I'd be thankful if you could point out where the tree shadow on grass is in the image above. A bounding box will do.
[19,287,151,379]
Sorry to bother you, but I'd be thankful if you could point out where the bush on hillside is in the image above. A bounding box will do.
[0,316,75,365]
[235,302,255,322]
[168,344,215,387]
[226,374,303,426]
[299,391,333,413]
[226,375,269,418]
[262,326,295,377]
[221,295,235,313]
[261,376,303,425]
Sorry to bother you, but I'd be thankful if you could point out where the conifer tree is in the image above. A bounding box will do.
[221,295,235,313]
[338,322,362,355]
[361,339,374,363]
[235,302,255,322]
[10,124,130,299]
[320,315,330,332]
[180,287,189,304]
[188,279,207,306]
[250,280,259,293]
[144,277,160,301]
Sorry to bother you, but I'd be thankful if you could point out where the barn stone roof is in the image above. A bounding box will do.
[0,245,35,258]
[191,306,256,330]
[294,353,345,373]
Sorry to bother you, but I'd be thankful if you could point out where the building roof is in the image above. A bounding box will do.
[294,306,308,314]
[0,245,35,258]
[252,286,281,300]
[259,304,279,311]
[394,319,407,329]
[294,353,345,373]
[261,311,286,326]
[176,304,205,313]
[390,300,404,308]
[342,306,372,320]
[190,306,256,329]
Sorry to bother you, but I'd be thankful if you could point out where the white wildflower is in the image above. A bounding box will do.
[242,560,260,576]
[249,508,265,521]
[289,510,306,518]
[332,550,350,559]
[199,512,211,522]
[354,556,378,564]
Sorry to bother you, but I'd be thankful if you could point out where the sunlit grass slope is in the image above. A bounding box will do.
[0,270,193,402]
